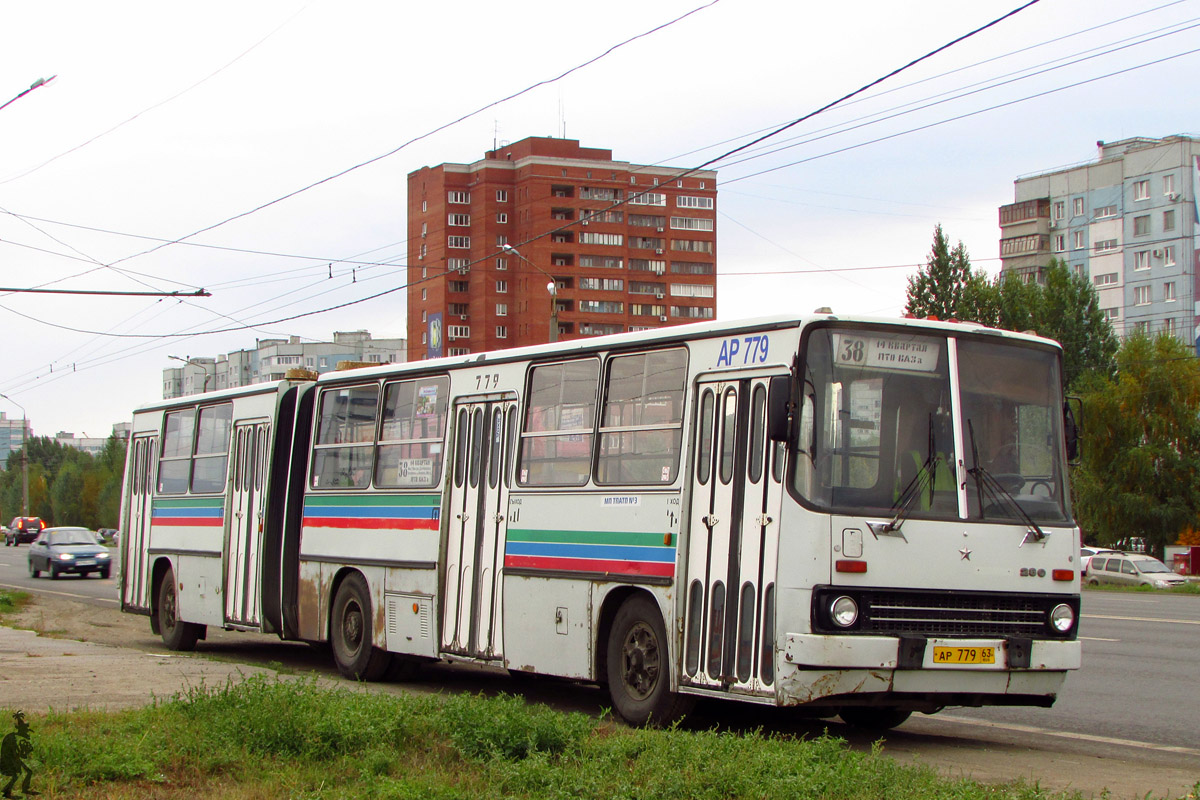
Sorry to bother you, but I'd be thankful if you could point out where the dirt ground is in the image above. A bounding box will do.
[2,594,1198,799]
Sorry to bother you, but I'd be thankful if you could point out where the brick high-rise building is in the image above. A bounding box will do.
[407,137,717,358]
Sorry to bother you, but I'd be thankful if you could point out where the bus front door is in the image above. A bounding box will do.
[442,398,516,660]
[683,377,784,694]
[121,433,157,612]
[224,420,270,627]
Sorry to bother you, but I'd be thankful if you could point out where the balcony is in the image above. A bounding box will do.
[999,198,1050,227]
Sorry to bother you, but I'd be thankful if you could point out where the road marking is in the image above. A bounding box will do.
[0,581,120,604]
[1084,613,1200,626]
[1079,636,1119,642]
[934,714,1200,756]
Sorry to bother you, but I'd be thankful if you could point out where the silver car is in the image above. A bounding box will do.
[1086,553,1186,589]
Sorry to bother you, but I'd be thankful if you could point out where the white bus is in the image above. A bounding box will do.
[119,313,1081,727]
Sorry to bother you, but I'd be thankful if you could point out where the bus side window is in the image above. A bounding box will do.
[517,359,599,486]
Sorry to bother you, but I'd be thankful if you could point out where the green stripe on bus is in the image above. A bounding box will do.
[304,494,440,507]
[507,529,675,548]
[152,497,224,508]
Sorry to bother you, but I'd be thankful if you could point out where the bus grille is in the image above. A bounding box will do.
[812,588,1074,639]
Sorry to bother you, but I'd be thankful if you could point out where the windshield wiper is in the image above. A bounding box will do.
[966,420,1046,545]
[873,413,941,538]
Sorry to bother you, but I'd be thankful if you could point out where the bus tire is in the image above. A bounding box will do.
[158,568,202,651]
[839,706,912,730]
[606,595,693,727]
[330,573,390,682]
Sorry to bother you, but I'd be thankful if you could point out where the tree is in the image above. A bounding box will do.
[905,224,974,320]
[1072,332,1200,556]
[1034,260,1118,389]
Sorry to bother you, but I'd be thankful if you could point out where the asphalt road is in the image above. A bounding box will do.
[2,541,1198,796]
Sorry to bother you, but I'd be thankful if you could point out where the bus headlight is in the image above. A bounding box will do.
[830,596,859,628]
[1049,603,1074,634]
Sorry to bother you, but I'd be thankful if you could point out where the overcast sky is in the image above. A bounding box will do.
[1,0,1197,438]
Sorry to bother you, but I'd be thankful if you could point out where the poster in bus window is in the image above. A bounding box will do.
[416,384,439,418]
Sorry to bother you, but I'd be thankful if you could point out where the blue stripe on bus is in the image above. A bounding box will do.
[505,541,676,563]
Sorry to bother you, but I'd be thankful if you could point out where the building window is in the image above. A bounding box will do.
[420,243,427,259]
[1073,231,1085,250]
[671,239,714,253]
[1001,234,1048,256]
[496,190,508,202]
[421,200,427,212]
[448,258,470,273]
[670,216,715,231]
[579,300,624,313]
[421,310,427,322]
[1095,205,1117,219]
[448,213,470,226]
[671,283,715,298]
[578,256,623,269]
[450,280,469,292]
[496,326,507,339]
[1102,308,1119,321]
[1133,215,1150,236]
[579,232,624,246]
[1163,174,1175,196]
[1133,321,1151,334]
[448,191,470,204]
[422,267,427,278]
[579,323,623,336]
[496,280,508,293]
[421,288,427,300]
[579,187,621,201]
[497,213,508,223]
[1052,201,1065,220]
[629,214,666,228]
[496,235,508,246]
[671,260,714,275]
[1133,285,1150,306]
[1164,317,1177,335]
[580,278,624,291]
[629,191,666,206]
[1093,273,1119,287]
[628,258,666,274]
[450,303,468,316]
[582,209,624,224]
[495,257,507,271]
[1163,209,1175,232]
[1134,251,1150,270]
[1072,197,1084,216]
[421,222,427,236]
[1093,239,1118,253]
[1164,281,1177,302]
[630,236,664,250]
[497,303,508,316]
[447,325,470,339]
[671,305,715,320]
[1133,180,1150,201]
[448,347,470,356]
[448,235,471,249]
[1053,234,1066,253]
[1164,245,1176,266]
[677,195,715,210]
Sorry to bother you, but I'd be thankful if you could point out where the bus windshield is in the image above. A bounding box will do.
[793,325,1070,525]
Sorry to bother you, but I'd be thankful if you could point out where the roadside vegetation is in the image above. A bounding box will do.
[7,675,1117,800]
[1083,581,1200,595]
[0,587,30,616]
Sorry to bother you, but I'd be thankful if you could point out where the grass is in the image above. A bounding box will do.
[0,587,32,616]
[1083,580,1200,595]
[2,675,1161,800]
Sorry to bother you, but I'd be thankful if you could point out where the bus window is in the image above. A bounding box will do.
[158,408,195,494]
[596,348,687,485]
[696,389,715,485]
[310,385,379,489]
[376,377,449,488]
[518,359,599,486]
[749,384,766,484]
[190,404,232,494]
[719,388,737,485]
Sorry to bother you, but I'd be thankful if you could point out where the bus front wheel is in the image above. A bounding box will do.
[157,569,203,651]
[330,573,390,681]
[606,595,693,727]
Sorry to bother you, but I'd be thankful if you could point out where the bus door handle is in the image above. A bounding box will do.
[457,513,470,523]
[493,512,505,523]
[702,514,719,528]
[757,514,773,527]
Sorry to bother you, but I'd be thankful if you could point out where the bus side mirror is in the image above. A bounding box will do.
[767,375,791,442]
[1064,398,1081,464]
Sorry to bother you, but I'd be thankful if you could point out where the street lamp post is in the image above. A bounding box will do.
[0,393,29,516]
[501,244,559,343]
[168,355,213,394]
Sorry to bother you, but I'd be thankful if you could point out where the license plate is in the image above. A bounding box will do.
[76,559,95,566]
[932,646,995,665]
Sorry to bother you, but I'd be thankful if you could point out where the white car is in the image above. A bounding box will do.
[1080,545,1120,576]
[1086,553,1186,589]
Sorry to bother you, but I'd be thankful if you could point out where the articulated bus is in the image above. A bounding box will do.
[118,313,1081,727]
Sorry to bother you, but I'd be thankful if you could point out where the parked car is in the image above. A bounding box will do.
[1080,545,1120,576]
[96,528,119,544]
[1086,552,1187,589]
[27,527,112,579]
[5,517,45,546]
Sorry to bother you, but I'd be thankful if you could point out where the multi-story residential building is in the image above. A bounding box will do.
[162,330,407,398]
[999,135,1198,346]
[407,137,718,358]
[0,411,32,470]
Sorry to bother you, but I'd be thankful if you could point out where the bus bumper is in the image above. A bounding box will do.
[775,633,1080,708]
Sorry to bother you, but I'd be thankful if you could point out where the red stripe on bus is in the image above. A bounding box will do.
[505,554,675,577]
[302,516,438,531]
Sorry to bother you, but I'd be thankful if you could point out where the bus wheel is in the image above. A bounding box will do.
[158,569,202,651]
[331,573,390,681]
[606,595,693,727]
[839,706,912,730]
